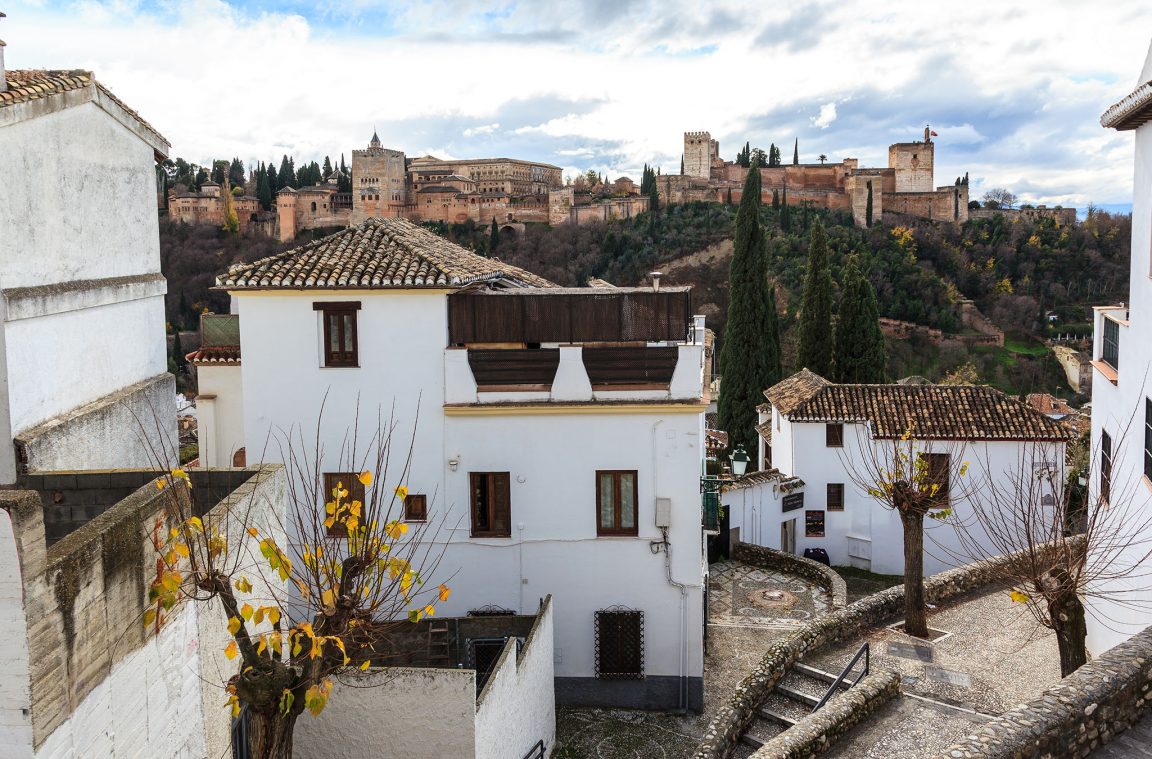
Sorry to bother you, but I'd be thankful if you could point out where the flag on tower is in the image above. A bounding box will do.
[930,130,939,136]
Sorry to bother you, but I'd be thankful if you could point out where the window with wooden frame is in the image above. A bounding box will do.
[825,423,844,447]
[595,608,644,679]
[1101,430,1113,504]
[404,493,428,523]
[922,453,951,505]
[314,301,360,367]
[827,483,845,512]
[596,470,638,536]
[1145,400,1152,483]
[322,472,365,538]
[470,472,511,538]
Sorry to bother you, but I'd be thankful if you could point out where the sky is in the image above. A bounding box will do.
[5,1,1151,210]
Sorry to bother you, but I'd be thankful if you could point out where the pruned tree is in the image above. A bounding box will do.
[145,417,452,758]
[982,188,1018,209]
[842,431,971,637]
[940,433,1152,676]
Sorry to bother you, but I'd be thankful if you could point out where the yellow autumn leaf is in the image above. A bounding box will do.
[1010,590,1031,604]
[186,516,203,532]
[321,588,336,612]
[143,608,157,628]
[241,603,254,621]
[228,616,242,635]
[395,485,409,500]
[360,659,371,671]
[358,471,373,486]
[424,605,436,617]
[247,527,259,538]
[224,640,239,660]
[156,479,167,491]
[268,607,281,626]
[253,607,265,624]
[174,543,190,558]
[438,583,451,602]
[234,576,252,594]
[257,636,267,656]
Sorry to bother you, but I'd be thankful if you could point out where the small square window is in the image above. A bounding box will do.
[827,484,844,511]
[826,423,844,447]
[404,494,427,522]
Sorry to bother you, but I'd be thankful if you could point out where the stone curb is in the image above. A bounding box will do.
[732,541,849,609]
[750,669,901,759]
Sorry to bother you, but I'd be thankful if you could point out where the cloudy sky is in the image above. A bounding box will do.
[6,1,1151,209]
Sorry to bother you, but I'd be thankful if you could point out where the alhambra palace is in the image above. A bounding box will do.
[168,126,971,240]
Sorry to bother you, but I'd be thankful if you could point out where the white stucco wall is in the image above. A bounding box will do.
[235,289,707,700]
[196,365,245,467]
[292,668,478,759]
[727,420,1062,577]
[1087,41,1152,655]
[0,509,34,753]
[475,599,556,759]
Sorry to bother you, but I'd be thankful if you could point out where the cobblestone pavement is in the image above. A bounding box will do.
[552,561,830,758]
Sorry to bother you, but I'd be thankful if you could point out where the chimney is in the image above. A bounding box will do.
[649,271,662,292]
[0,12,7,93]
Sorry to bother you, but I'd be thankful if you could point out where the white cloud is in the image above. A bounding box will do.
[812,102,837,129]
[3,0,1150,204]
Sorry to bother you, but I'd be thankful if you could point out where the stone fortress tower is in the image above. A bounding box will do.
[351,130,409,224]
[888,125,936,192]
[683,131,720,179]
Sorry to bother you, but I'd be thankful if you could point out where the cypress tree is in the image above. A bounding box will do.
[172,329,186,370]
[866,180,874,227]
[772,188,780,210]
[717,159,782,459]
[680,155,685,175]
[792,139,799,165]
[489,217,499,252]
[796,219,834,375]
[780,186,791,232]
[323,156,333,176]
[277,156,293,190]
[726,188,733,206]
[833,256,887,383]
[648,180,660,215]
[257,164,272,210]
[229,157,245,188]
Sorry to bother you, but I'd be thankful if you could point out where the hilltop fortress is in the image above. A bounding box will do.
[668,126,970,226]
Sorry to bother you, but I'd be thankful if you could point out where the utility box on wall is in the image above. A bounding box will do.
[655,497,672,528]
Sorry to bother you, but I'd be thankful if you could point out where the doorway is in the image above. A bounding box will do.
[780,518,797,555]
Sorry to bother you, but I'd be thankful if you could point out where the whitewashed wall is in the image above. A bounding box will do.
[1087,41,1152,655]
[196,365,245,467]
[475,598,556,759]
[293,668,477,759]
[0,509,34,753]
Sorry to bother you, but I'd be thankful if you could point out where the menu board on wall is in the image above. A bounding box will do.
[782,492,804,513]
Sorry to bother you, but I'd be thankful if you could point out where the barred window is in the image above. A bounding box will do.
[826,423,844,447]
[595,608,644,679]
[1145,399,1152,483]
[1101,430,1113,504]
[827,483,845,511]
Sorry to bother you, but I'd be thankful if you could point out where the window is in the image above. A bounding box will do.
[1102,317,1120,370]
[1146,400,1152,482]
[470,472,511,537]
[595,608,644,679]
[314,301,360,367]
[805,510,825,537]
[826,423,844,447]
[322,472,365,537]
[827,483,844,512]
[404,494,427,522]
[596,471,638,536]
[923,453,951,505]
[1101,430,1113,504]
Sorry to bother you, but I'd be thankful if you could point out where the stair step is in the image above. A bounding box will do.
[740,733,765,749]
[757,706,797,727]
[793,662,846,685]
[776,685,821,707]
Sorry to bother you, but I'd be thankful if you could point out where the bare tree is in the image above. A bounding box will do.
[145,410,452,758]
[939,432,1152,676]
[982,187,1018,209]
[842,430,972,638]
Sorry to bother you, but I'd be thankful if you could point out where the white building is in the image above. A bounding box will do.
[724,370,1071,576]
[0,64,175,483]
[1087,39,1152,654]
[201,216,709,712]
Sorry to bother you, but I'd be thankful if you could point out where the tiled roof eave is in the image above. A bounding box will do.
[1101,81,1152,130]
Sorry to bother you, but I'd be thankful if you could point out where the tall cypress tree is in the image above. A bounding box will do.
[718,160,782,460]
[323,156,333,176]
[792,139,799,165]
[832,256,886,383]
[772,188,780,209]
[257,164,272,210]
[489,217,499,252]
[780,186,791,232]
[865,180,874,227]
[277,156,293,190]
[796,219,834,375]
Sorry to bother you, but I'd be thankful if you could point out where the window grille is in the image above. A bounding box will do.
[1102,317,1120,370]
[595,607,644,679]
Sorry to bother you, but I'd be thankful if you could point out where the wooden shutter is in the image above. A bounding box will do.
[491,473,511,537]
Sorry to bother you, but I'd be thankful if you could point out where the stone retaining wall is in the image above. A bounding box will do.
[693,540,1079,759]
[751,670,901,758]
[733,541,848,609]
[933,623,1152,758]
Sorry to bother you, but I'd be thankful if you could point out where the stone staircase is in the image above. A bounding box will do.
[1092,711,1152,758]
[739,663,849,751]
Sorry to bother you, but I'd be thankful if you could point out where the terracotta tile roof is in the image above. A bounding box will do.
[756,420,772,445]
[723,468,804,492]
[218,217,557,290]
[705,429,728,451]
[187,314,241,365]
[763,369,832,415]
[187,346,240,365]
[1,69,168,147]
[779,379,1073,441]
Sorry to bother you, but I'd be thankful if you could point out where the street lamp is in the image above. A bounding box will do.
[730,445,750,477]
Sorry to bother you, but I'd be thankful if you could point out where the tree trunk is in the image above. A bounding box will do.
[1049,592,1089,677]
[900,510,929,638]
[245,707,299,759]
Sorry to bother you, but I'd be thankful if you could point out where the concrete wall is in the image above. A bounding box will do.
[0,466,286,759]
[1087,42,1152,655]
[475,597,556,759]
[194,364,245,468]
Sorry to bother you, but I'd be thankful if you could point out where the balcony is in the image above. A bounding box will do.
[1091,305,1128,385]
[445,287,707,406]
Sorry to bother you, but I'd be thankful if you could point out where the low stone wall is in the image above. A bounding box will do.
[732,541,848,609]
[751,670,901,758]
[693,540,1078,759]
[933,623,1152,758]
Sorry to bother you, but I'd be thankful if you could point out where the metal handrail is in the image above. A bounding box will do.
[812,642,869,712]
[522,740,547,759]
